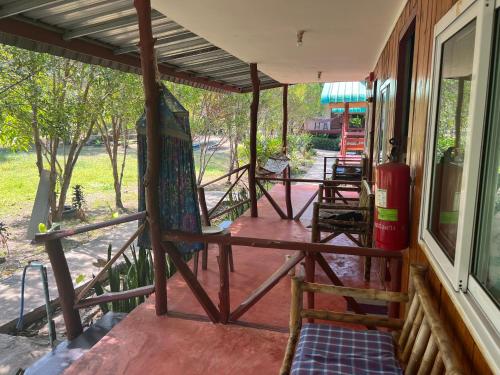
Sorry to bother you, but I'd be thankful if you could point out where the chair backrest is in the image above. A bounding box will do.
[398,265,464,375]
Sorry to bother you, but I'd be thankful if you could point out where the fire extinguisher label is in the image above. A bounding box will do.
[376,188,387,208]
[377,207,398,221]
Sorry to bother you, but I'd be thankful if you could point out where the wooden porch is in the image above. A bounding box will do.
[60,184,390,375]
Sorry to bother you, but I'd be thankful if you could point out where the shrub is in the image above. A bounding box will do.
[310,135,340,151]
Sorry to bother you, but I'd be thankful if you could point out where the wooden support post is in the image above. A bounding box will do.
[45,239,82,340]
[134,0,167,315]
[388,256,403,318]
[249,63,259,217]
[285,179,293,219]
[282,84,289,183]
[282,84,288,155]
[368,77,377,180]
[218,240,230,323]
[340,102,349,156]
[197,186,210,270]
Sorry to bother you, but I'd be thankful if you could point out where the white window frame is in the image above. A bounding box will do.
[420,0,500,370]
[376,79,390,164]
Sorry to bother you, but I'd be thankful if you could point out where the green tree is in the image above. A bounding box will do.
[0,47,106,221]
[97,71,143,209]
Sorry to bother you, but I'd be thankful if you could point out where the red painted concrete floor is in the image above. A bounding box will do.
[64,184,382,375]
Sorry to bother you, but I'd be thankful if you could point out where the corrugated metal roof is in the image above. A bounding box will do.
[320,81,367,104]
[0,0,280,93]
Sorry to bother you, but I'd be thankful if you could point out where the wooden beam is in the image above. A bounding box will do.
[74,285,155,309]
[0,18,241,94]
[161,243,220,323]
[134,0,167,315]
[249,63,259,217]
[301,309,404,330]
[75,224,146,304]
[162,230,406,259]
[256,180,287,219]
[329,101,367,109]
[35,211,146,243]
[301,282,409,303]
[293,189,319,221]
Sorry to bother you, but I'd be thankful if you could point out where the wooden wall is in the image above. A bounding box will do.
[371,0,493,373]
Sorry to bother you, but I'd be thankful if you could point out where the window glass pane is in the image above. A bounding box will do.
[428,20,476,262]
[473,12,500,306]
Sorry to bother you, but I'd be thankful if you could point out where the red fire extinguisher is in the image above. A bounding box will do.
[374,139,410,251]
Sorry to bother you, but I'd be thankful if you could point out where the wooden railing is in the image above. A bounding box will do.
[163,229,405,325]
[255,176,362,221]
[35,207,405,340]
[34,212,149,340]
[197,164,250,226]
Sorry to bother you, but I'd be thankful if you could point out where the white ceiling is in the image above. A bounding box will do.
[152,0,407,84]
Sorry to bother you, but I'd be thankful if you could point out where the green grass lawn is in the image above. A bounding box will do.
[0,146,229,217]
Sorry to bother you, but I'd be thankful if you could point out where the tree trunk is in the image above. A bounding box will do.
[31,104,44,176]
[112,161,124,209]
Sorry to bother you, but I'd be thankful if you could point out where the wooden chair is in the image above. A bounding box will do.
[312,179,374,280]
[280,265,464,375]
[323,154,368,205]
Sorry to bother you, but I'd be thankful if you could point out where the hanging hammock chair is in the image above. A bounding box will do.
[137,84,203,255]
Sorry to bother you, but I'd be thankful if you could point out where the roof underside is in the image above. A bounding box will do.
[151,0,407,84]
[0,0,280,93]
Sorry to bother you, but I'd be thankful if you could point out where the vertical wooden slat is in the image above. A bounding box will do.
[417,334,438,375]
[134,0,167,315]
[429,352,444,375]
[402,305,424,362]
[406,317,431,375]
[279,277,303,375]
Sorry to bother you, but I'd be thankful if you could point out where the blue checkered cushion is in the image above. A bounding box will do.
[291,323,402,375]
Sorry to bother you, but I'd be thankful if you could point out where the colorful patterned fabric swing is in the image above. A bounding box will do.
[137,84,203,254]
